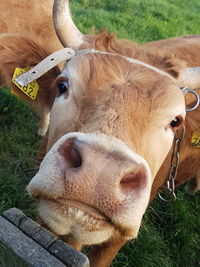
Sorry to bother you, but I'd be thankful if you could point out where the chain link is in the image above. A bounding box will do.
[158,126,185,202]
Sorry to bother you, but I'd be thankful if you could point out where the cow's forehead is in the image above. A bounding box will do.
[50,54,186,143]
[61,53,184,107]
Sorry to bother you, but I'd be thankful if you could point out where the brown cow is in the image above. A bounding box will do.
[0,1,200,266]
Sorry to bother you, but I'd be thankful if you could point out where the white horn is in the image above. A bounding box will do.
[179,67,200,89]
[53,0,84,48]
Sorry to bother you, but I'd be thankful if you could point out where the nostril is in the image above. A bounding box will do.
[68,146,82,168]
[120,166,147,191]
[59,138,82,168]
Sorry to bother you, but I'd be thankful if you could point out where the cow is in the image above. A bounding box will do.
[0,1,200,266]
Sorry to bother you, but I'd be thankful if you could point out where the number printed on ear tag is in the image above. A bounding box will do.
[12,67,39,100]
[191,131,200,147]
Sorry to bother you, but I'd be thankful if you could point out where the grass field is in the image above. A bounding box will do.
[0,0,200,266]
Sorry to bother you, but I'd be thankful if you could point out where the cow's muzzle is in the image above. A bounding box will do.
[27,133,152,244]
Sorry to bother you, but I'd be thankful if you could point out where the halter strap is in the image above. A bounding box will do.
[13,47,178,87]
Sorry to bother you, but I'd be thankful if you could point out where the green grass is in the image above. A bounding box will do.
[113,192,200,267]
[71,0,200,43]
[0,0,200,266]
[0,88,40,217]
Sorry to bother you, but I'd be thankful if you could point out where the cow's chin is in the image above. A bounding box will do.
[36,199,115,245]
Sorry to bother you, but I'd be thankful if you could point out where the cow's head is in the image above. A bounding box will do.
[25,0,198,247]
[27,53,186,243]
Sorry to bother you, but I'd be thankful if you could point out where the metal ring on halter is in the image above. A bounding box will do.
[181,87,200,112]
[158,186,177,202]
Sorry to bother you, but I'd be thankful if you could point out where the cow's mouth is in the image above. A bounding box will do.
[36,198,115,245]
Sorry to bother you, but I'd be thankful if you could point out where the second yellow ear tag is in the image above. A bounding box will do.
[191,131,200,147]
[12,67,39,100]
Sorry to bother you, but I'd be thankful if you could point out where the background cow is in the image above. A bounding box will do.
[0,0,62,136]
[0,1,199,267]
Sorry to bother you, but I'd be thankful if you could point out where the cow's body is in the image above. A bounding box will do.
[0,1,200,266]
[142,35,200,67]
[0,0,61,52]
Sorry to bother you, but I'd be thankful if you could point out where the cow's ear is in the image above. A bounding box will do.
[137,49,186,79]
[0,33,60,136]
[153,53,187,79]
[151,53,200,89]
[156,54,186,79]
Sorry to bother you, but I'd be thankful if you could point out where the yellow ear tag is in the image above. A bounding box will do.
[191,131,200,147]
[12,67,39,100]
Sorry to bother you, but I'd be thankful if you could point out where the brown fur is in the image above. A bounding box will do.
[88,231,127,267]
[0,0,62,53]
[141,35,200,67]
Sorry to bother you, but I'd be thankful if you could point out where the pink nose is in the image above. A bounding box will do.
[59,137,148,194]
[27,133,151,226]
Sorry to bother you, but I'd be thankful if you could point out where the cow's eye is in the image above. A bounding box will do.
[170,116,183,129]
[57,80,69,97]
